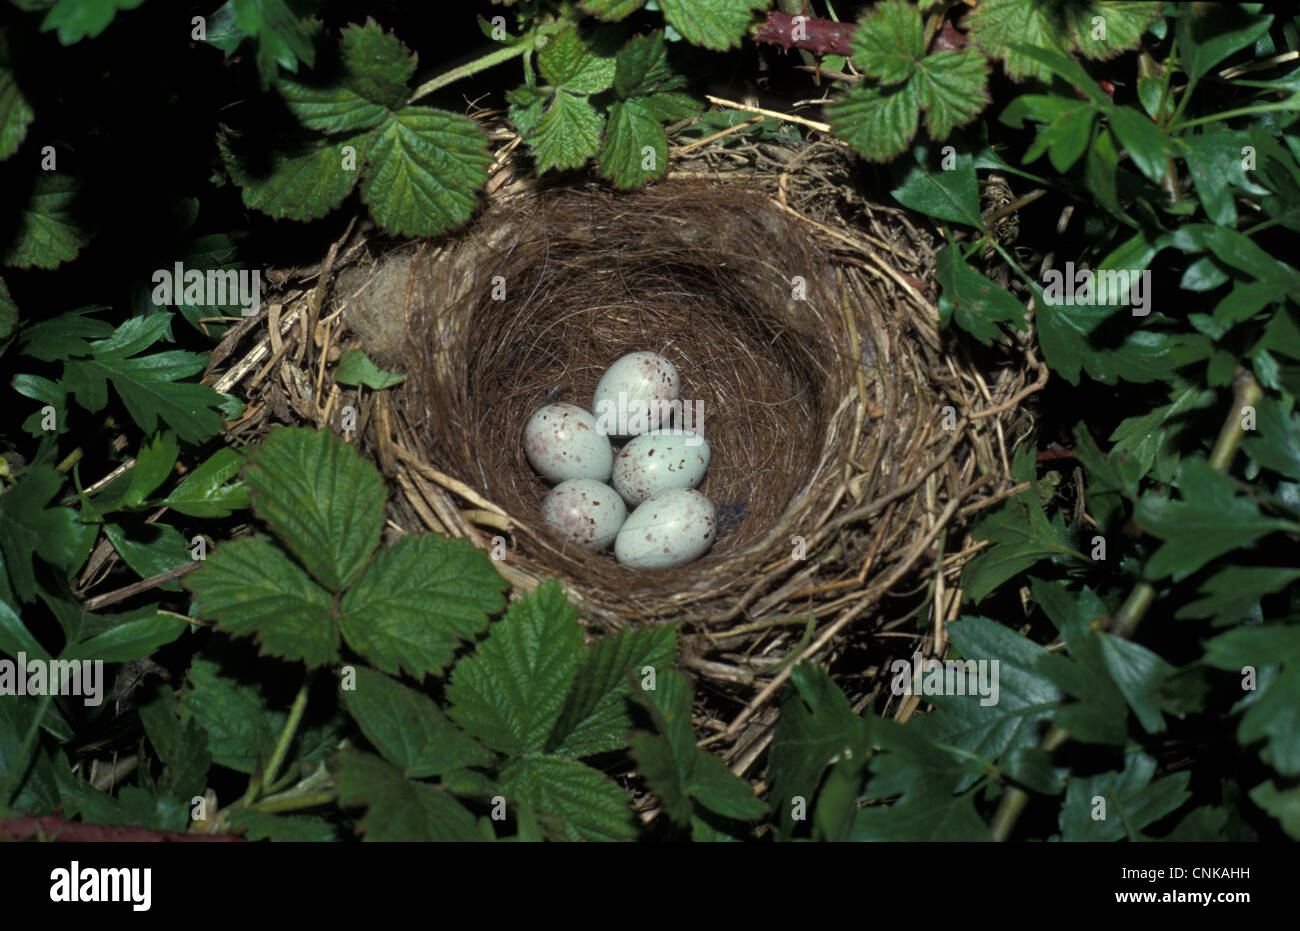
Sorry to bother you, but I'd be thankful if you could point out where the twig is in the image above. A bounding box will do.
[81,562,201,612]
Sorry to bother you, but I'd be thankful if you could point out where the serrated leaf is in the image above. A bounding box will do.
[658,0,767,52]
[0,67,34,160]
[2,172,91,269]
[915,49,990,139]
[538,23,616,94]
[339,534,507,679]
[826,83,917,163]
[333,749,480,841]
[342,666,493,778]
[768,663,869,839]
[525,89,604,173]
[0,466,81,602]
[1060,751,1191,840]
[1250,780,1300,840]
[550,624,678,758]
[232,0,316,86]
[935,243,1027,343]
[597,97,669,188]
[334,349,404,390]
[965,0,1068,83]
[1176,5,1272,87]
[917,616,1063,792]
[446,580,581,755]
[18,306,114,362]
[581,0,644,21]
[185,535,337,667]
[629,666,696,767]
[39,0,144,44]
[849,0,924,85]
[230,809,340,842]
[1135,458,1297,580]
[629,731,692,826]
[1096,633,1178,733]
[276,77,390,134]
[1243,396,1300,480]
[1071,2,1164,62]
[1176,566,1300,624]
[242,427,386,593]
[180,656,283,774]
[339,19,416,109]
[613,30,688,99]
[161,447,249,518]
[361,106,491,236]
[137,681,211,801]
[221,129,365,222]
[499,754,638,841]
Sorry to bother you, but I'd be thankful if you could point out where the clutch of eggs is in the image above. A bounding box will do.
[525,351,722,568]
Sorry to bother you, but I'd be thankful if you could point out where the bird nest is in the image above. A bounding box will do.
[210,113,1043,769]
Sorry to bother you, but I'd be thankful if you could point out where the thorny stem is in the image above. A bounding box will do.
[988,369,1264,841]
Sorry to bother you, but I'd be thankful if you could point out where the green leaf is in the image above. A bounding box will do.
[1096,634,1179,734]
[966,0,1070,83]
[827,83,918,163]
[0,276,16,339]
[768,663,870,839]
[597,97,669,187]
[1176,5,1273,87]
[338,20,416,109]
[1203,632,1300,776]
[1107,106,1172,185]
[0,67,34,160]
[630,666,696,767]
[687,748,766,821]
[918,616,1063,791]
[342,666,494,778]
[0,466,81,602]
[1243,396,1300,479]
[1176,566,1300,624]
[446,579,582,755]
[889,148,982,226]
[1135,458,1297,580]
[657,0,767,51]
[61,316,228,444]
[499,754,638,841]
[538,23,616,94]
[525,89,604,173]
[1250,781,1300,840]
[361,107,491,236]
[1060,752,1191,841]
[550,624,678,758]
[137,681,211,801]
[230,809,340,842]
[2,172,91,269]
[276,78,390,135]
[629,731,693,825]
[1004,95,1098,172]
[849,0,924,85]
[185,535,338,667]
[1181,129,1264,227]
[0,598,51,663]
[39,0,144,44]
[125,432,179,507]
[1107,383,1212,486]
[231,0,316,87]
[18,306,113,362]
[242,427,386,593]
[180,656,283,774]
[613,30,690,100]
[934,243,1026,343]
[334,349,404,390]
[915,49,991,140]
[103,522,191,590]
[582,0,644,21]
[161,447,249,518]
[339,534,507,679]
[220,129,365,222]
[1070,2,1163,62]
[333,749,481,841]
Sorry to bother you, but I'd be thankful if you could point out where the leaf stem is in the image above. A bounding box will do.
[261,672,313,795]
[1171,97,1300,132]
[251,791,335,815]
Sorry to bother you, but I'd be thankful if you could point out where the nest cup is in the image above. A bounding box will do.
[390,180,876,626]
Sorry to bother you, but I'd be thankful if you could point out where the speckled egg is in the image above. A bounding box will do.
[614,488,716,569]
[541,479,627,548]
[611,429,710,506]
[523,403,613,483]
[591,351,680,437]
